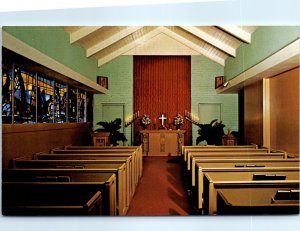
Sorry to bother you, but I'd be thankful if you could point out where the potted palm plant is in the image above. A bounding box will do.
[196,119,225,145]
[94,118,127,146]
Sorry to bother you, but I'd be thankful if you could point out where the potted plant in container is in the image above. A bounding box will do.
[94,118,127,146]
[196,119,225,145]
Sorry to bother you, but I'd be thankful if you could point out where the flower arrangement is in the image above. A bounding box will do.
[140,114,151,128]
[174,113,184,128]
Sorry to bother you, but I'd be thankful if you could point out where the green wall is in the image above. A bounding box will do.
[191,55,238,145]
[3,26,98,80]
[225,26,300,80]
[94,56,133,144]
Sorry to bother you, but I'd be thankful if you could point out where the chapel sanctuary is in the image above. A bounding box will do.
[1,26,300,216]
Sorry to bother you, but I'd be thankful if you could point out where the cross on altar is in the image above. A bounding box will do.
[159,114,167,128]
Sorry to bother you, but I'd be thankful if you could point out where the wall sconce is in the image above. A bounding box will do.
[223,81,229,87]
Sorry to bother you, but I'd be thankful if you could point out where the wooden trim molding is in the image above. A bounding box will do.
[217,39,300,93]
[2,122,90,134]
[263,78,271,148]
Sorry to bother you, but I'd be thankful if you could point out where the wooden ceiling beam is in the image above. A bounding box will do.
[70,26,103,44]
[98,27,164,66]
[218,26,252,43]
[87,26,143,57]
[180,26,237,57]
[162,27,226,66]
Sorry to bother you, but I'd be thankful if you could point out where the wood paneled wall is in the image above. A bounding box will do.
[244,80,263,146]
[269,68,299,156]
[2,123,91,168]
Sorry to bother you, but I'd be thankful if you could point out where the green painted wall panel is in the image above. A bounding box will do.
[94,56,133,145]
[225,26,300,80]
[3,26,98,80]
[191,55,238,145]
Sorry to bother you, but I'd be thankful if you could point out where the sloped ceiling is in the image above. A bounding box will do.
[64,26,257,67]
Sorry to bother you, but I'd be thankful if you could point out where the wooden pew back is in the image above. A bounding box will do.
[3,169,117,216]
[216,186,300,214]
[192,158,299,186]
[2,182,103,216]
[63,145,143,176]
[187,152,285,171]
[203,170,300,215]
[34,153,138,193]
[12,160,130,214]
[51,149,142,181]
[182,144,259,160]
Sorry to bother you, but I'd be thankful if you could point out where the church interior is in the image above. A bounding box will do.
[1,26,300,216]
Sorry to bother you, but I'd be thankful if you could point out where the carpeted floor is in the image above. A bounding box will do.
[126,156,191,216]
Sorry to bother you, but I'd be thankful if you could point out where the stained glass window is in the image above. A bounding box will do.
[2,64,13,124]
[13,67,37,124]
[2,62,90,125]
[37,74,54,123]
[68,87,77,122]
[54,82,67,123]
[77,90,86,122]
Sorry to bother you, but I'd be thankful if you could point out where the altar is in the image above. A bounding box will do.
[140,130,185,156]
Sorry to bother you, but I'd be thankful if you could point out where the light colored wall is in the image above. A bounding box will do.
[191,55,238,145]
[3,26,98,80]
[269,68,299,156]
[94,56,133,144]
[225,26,300,80]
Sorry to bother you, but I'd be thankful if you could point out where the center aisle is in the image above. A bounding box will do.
[126,156,191,216]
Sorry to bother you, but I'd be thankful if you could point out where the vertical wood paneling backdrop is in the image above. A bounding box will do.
[134,56,191,145]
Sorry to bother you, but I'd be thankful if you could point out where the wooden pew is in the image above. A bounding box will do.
[203,169,300,215]
[2,182,103,216]
[53,148,143,180]
[63,145,143,177]
[186,151,285,171]
[50,149,141,186]
[33,153,136,196]
[191,158,299,187]
[10,161,128,215]
[12,159,132,210]
[183,146,267,163]
[216,187,300,214]
[182,144,259,160]
[193,159,300,212]
[3,169,117,216]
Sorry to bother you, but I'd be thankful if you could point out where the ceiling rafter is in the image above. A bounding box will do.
[97,26,164,66]
[69,26,103,44]
[180,26,237,57]
[64,26,257,67]
[86,26,143,57]
[217,26,252,43]
[162,27,228,66]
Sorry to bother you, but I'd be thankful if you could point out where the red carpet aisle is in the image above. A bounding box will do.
[126,156,191,216]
